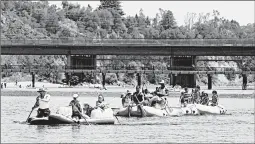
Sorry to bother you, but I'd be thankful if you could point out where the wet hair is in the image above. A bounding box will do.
[212,90,217,94]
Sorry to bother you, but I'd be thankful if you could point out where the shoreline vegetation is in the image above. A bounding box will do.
[1,1,255,88]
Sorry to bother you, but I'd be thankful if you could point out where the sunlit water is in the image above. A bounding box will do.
[1,94,254,143]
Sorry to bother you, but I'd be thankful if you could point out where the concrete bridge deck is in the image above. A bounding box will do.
[1,38,255,56]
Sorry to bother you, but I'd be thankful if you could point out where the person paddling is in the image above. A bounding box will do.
[32,88,51,118]
[69,94,82,122]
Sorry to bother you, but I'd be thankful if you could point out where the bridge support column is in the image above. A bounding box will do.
[193,56,197,87]
[102,73,106,90]
[208,74,212,90]
[31,72,35,88]
[242,74,247,90]
[137,73,142,87]
[66,54,71,86]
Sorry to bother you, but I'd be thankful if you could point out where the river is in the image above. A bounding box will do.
[1,95,254,143]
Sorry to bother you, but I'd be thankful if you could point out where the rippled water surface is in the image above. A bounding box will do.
[1,95,254,143]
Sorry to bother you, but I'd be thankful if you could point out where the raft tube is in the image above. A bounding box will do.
[49,107,115,125]
[27,117,50,125]
[195,104,227,115]
[168,104,200,116]
[115,105,169,117]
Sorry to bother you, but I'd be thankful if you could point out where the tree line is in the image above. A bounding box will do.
[1,1,254,85]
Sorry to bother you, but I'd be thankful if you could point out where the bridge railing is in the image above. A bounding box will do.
[2,65,254,72]
[1,38,254,46]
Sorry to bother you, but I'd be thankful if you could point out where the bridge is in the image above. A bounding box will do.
[1,38,255,56]
[1,38,254,90]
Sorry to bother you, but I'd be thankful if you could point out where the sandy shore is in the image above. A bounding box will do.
[1,81,254,97]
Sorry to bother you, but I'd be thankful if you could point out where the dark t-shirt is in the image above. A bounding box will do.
[132,92,144,104]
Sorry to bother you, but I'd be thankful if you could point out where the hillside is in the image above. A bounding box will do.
[1,1,255,86]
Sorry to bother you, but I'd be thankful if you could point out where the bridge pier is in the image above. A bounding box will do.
[242,74,247,90]
[137,73,142,87]
[31,72,35,88]
[170,56,196,88]
[66,54,71,86]
[102,73,106,90]
[208,74,212,90]
[193,56,197,87]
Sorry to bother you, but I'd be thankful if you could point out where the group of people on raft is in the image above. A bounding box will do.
[31,80,219,121]
[179,85,219,107]
[121,80,170,110]
[32,88,109,121]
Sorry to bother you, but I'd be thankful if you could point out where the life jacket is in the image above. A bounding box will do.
[200,96,209,105]
[38,94,50,109]
[192,92,200,100]
[183,92,191,99]
[70,100,81,113]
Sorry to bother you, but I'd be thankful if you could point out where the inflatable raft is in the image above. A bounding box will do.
[115,105,170,117]
[28,107,115,125]
[195,104,227,115]
[49,106,115,125]
[27,117,50,125]
[168,104,200,116]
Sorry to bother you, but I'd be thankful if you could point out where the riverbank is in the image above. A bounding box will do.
[1,85,254,98]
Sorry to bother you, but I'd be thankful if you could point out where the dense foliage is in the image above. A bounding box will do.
[1,1,254,85]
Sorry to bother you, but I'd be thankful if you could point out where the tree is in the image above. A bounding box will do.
[98,0,124,16]
[160,10,177,30]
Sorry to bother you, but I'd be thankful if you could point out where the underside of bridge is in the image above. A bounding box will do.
[65,55,199,88]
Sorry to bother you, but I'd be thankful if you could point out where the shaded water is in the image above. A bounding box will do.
[1,94,254,143]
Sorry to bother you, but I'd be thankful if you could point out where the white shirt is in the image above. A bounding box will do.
[39,94,50,109]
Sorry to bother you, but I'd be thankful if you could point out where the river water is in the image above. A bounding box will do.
[1,94,254,143]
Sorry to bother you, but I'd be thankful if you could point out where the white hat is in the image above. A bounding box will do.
[37,88,46,92]
[159,80,165,84]
[73,94,79,98]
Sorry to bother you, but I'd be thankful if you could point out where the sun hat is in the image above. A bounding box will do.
[73,94,79,98]
[37,88,46,92]
[159,80,165,84]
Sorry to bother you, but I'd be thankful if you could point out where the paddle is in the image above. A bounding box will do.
[72,104,90,125]
[26,108,34,123]
[114,116,121,125]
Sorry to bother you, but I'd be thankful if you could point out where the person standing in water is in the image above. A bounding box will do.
[69,94,82,121]
[32,88,51,118]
